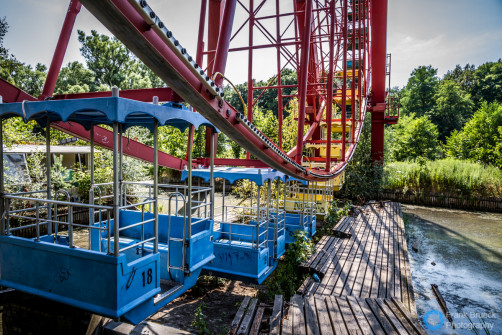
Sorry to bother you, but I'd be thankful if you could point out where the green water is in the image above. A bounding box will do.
[403,205,502,334]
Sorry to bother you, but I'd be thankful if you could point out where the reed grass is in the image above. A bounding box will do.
[384,159,502,197]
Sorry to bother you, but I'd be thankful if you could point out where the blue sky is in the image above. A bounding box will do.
[2,0,502,88]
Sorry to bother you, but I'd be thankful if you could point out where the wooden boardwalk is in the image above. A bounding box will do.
[228,202,425,334]
[300,202,416,316]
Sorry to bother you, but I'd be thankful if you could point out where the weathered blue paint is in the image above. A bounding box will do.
[89,210,214,323]
[0,234,160,318]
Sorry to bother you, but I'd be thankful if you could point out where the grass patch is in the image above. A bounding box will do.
[384,158,502,197]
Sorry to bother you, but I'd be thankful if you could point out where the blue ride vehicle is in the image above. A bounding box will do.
[0,92,218,324]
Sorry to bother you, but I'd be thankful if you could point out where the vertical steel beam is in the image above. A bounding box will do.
[295,0,313,164]
[275,0,283,149]
[351,0,356,143]
[370,0,387,163]
[325,0,335,171]
[205,0,223,155]
[40,0,82,99]
[212,0,236,86]
[246,0,255,160]
[341,0,348,161]
[46,118,52,234]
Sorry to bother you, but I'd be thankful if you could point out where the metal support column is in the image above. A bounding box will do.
[46,118,52,234]
[295,0,313,164]
[187,126,194,238]
[153,118,159,254]
[210,129,216,220]
[113,121,120,256]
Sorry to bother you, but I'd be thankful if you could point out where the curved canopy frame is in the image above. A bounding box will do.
[181,167,287,186]
[0,97,219,132]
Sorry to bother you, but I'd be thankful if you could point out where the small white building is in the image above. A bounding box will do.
[3,145,96,184]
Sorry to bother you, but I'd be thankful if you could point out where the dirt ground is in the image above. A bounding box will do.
[148,277,261,334]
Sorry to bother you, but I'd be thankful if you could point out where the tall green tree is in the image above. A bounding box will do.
[430,79,473,141]
[54,61,96,94]
[443,64,476,94]
[445,102,502,168]
[471,59,502,108]
[400,65,439,117]
[77,30,164,90]
[386,114,441,161]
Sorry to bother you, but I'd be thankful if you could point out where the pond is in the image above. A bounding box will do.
[403,205,502,334]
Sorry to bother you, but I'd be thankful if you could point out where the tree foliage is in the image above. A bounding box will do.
[444,102,502,168]
[430,79,473,142]
[400,65,439,117]
[386,114,441,161]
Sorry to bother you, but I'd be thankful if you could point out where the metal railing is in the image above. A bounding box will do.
[2,188,157,258]
[214,204,268,250]
[3,194,113,251]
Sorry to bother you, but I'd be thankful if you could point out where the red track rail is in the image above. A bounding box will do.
[1,0,389,181]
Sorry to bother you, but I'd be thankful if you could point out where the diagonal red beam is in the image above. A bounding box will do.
[0,78,189,170]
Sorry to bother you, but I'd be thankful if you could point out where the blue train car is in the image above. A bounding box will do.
[0,93,218,324]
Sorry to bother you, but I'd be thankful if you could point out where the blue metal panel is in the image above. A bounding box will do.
[181,167,287,186]
[0,97,219,132]
[0,235,160,318]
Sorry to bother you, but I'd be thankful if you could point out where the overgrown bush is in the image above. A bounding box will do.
[260,230,314,301]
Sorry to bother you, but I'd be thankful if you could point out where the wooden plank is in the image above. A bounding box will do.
[249,306,265,335]
[229,296,251,335]
[326,296,347,335]
[335,297,361,333]
[365,298,399,335]
[303,236,330,268]
[340,212,373,297]
[304,295,320,335]
[348,212,379,297]
[345,296,373,334]
[387,298,427,335]
[320,212,371,296]
[314,296,334,335]
[236,298,258,335]
[269,295,283,335]
[282,299,294,335]
[359,210,382,298]
[374,298,410,335]
[292,295,306,335]
[353,298,387,335]
[331,214,372,297]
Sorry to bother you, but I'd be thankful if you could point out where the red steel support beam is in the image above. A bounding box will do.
[370,0,387,163]
[341,0,348,161]
[295,0,313,164]
[246,0,254,160]
[212,0,236,86]
[40,0,82,100]
[325,0,335,171]
[276,0,283,149]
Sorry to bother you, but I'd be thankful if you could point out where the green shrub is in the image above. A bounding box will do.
[260,230,314,301]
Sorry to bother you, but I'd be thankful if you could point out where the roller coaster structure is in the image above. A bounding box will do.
[0,0,397,181]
